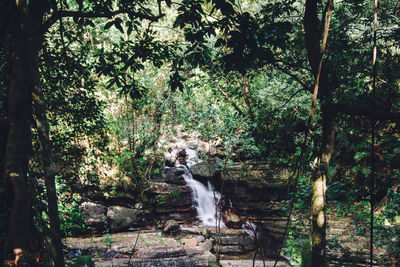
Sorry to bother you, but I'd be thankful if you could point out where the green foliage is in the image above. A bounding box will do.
[103,233,116,248]
[284,229,312,266]
[56,178,88,237]
[374,189,400,262]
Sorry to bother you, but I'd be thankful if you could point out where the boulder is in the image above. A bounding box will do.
[107,206,140,232]
[222,207,245,229]
[80,201,107,233]
[163,220,181,236]
[190,160,217,179]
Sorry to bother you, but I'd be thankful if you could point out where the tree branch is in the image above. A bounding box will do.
[42,9,165,33]
[216,86,245,116]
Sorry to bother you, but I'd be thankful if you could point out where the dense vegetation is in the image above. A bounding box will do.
[1,0,399,266]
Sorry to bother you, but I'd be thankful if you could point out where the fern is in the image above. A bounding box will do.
[354,151,369,162]
[360,166,371,177]
[328,166,338,179]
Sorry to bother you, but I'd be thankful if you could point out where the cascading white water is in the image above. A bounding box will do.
[181,167,224,227]
[171,143,225,227]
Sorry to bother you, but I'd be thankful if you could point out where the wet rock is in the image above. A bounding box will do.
[176,149,187,165]
[80,201,107,233]
[253,225,280,258]
[163,220,181,236]
[107,206,140,232]
[189,160,218,181]
[152,167,186,185]
[218,197,245,229]
[164,152,176,167]
[222,207,245,229]
[219,161,291,219]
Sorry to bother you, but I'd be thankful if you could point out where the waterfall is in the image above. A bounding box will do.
[181,167,224,227]
[170,143,225,227]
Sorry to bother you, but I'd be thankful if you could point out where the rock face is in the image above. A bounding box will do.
[189,160,218,183]
[148,167,197,223]
[220,162,289,236]
[106,206,140,232]
[80,201,107,233]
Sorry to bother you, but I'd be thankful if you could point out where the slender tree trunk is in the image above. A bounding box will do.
[311,102,336,267]
[216,86,245,116]
[241,76,255,123]
[33,87,65,266]
[304,1,336,265]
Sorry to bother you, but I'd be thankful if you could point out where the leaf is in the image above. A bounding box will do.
[354,151,369,162]
[85,19,95,27]
[127,22,133,36]
[104,21,114,30]
[361,166,371,177]
[114,22,124,33]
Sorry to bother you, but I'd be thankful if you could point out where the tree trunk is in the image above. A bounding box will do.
[2,1,39,265]
[0,111,9,267]
[311,103,336,267]
[304,1,337,265]
[33,88,65,266]
[241,76,255,123]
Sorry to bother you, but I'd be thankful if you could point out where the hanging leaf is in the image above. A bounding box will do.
[104,20,114,30]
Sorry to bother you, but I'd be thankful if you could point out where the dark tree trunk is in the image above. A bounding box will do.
[2,1,40,265]
[0,110,9,267]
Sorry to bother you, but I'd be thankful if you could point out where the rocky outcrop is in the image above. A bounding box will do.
[107,206,140,232]
[64,228,290,266]
[189,160,218,183]
[152,167,186,185]
[80,201,107,233]
[219,161,290,219]
[147,178,197,223]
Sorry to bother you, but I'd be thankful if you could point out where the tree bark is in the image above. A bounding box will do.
[2,1,40,265]
[312,103,336,266]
